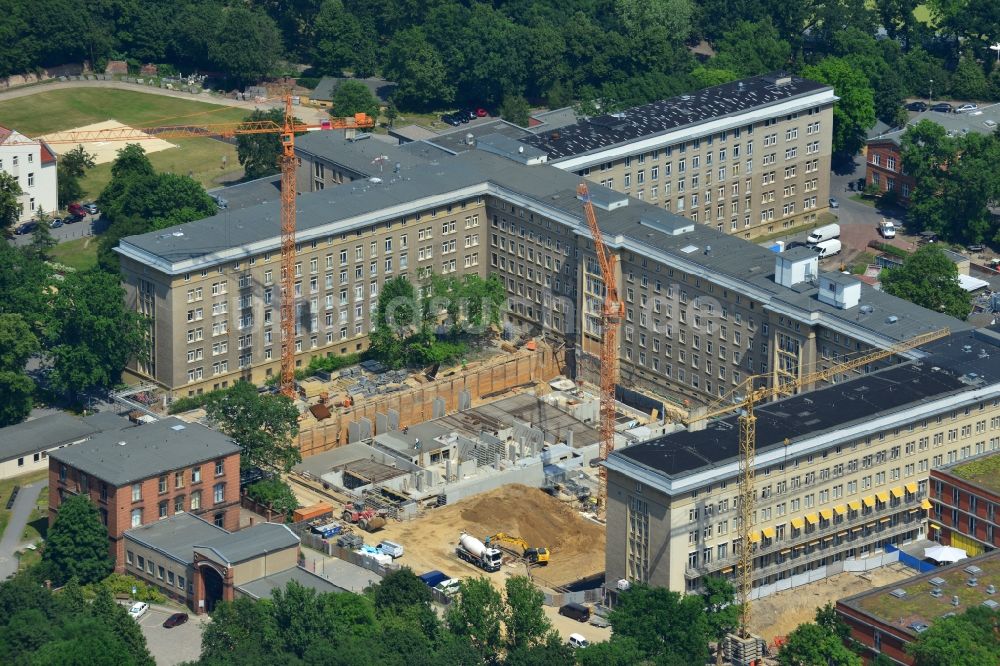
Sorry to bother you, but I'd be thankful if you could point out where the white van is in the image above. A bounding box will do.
[806,223,841,246]
[813,238,842,258]
[879,220,896,238]
[377,540,404,558]
[568,633,590,649]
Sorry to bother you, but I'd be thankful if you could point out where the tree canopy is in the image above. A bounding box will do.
[205,380,301,473]
[881,245,970,320]
[331,80,380,120]
[41,495,114,585]
[907,606,1000,666]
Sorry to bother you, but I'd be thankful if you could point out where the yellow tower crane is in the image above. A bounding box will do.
[683,327,949,647]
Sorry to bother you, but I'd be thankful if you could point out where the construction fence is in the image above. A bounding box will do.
[296,345,564,457]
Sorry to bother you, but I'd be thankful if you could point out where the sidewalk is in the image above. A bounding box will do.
[0,481,44,579]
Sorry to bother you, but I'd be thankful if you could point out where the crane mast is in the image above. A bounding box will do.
[577,183,623,512]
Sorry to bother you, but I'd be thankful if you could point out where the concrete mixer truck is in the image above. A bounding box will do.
[455,533,503,572]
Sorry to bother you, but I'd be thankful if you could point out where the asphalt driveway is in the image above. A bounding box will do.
[0,481,44,580]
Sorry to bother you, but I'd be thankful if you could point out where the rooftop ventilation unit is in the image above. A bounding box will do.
[890,589,907,599]
[638,215,694,236]
[930,588,943,598]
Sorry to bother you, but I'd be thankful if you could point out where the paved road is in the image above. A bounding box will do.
[9,212,102,247]
[0,481,44,579]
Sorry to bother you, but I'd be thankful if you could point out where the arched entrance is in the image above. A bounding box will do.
[199,564,225,613]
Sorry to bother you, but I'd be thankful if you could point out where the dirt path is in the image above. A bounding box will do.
[375,484,606,590]
[749,565,915,643]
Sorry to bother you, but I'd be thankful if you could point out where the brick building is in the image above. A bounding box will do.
[929,452,1000,556]
[48,417,241,567]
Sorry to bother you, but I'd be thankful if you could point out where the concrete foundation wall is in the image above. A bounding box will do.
[441,460,546,504]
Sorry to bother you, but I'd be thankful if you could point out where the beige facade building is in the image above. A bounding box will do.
[604,329,1000,598]
[520,73,837,240]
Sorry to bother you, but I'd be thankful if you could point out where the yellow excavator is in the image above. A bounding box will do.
[486,533,550,565]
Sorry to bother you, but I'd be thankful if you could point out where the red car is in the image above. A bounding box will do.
[475,108,488,118]
[67,203,87,218]
[163,612,189,628]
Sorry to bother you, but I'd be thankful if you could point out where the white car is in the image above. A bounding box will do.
[879,220,896,238]
[955,103,979,114]
[128,601,149,620]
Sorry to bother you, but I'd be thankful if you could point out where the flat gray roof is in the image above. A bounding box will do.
[869,103,1000,146]
[124,512,227,565]
[388,124,438,143]
[48,417,239,486]
[294,132,431,176]
[195,522,298,565]
[309,556,382,593]
[0,413,100,462]
[236,565,348,599]
[209,176,282,212]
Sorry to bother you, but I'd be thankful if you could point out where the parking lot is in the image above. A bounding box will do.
[129,603,208,666]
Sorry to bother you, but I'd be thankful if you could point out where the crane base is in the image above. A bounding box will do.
[723,632,766,666]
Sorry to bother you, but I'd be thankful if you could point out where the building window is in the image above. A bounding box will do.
[131,508,142,528]
[192,467,201,484]
[214,513,225,528]
[215,460,224,476]
[137,555,145,570]
[174,495,185,514]
[127,551,134,565]
[157,566,164,580]
[214,483,225,504]
[168,571,175,586]
[158,475,167,493]
[159,500,168,519]
[132,483,141,501]
[191,491,201,510]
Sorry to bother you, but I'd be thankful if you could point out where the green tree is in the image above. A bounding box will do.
[312,0,375,77]
[383,28,455,111]
[235,108,284,180]
[778,621,861,666]
[603,584,709,664]
[504,576,554,653]
[907,606,1000,666]
[372,568,433,614]
[41,495,113,585]
[802,57,877,157]
[90,586,155,666]
[0,171,23,233]
[331,80,380,120]
[446,577,505,664]
[205,381,301,472]
[245,478,300,516]
[44,270,148,397]
[0,313,39,371]
[703,576,741,666]
[27,212,57,261]
[712,19,792,77]
[57,145,96,208]
[499,93,531,127]
[209,6,283,89]
[0,370,34,427]
[375,275,419,333]
[881,245,969,320]
[576,635,645,666]
[950,55,989,100]
[617,0,693,43]
[385,98,399,128]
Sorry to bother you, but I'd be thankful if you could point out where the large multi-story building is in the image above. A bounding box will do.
[0,125,58,223]
[48,417,241,566]
[604,328,1000,598]
[117,119,954,403]
[519,73,837,239]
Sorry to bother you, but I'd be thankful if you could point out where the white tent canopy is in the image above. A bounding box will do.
[958,274,990,292]
[924,544,968,563]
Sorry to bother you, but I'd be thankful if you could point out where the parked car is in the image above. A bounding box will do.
[441,113,461,126]
[879,220,897,239]
[163,612,188,628]
[67,203,87,218]
[955,103,979,114]
[828,197,839,208]
[83,202,99,214]
[906,101,928,112]
[434,578,462,598]
[968,244,985,253]
[568,634,590,649]
[128,602,149,620]
[475,108,488,118]
[14,222,36,235]
[931,102,953,113]
[51,218,64,228]
[461,109,478,120]
[785,241,808,250]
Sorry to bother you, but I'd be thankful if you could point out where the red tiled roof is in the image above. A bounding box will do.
[39,141,56,164]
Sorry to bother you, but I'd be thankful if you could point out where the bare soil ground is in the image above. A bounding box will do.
[375,484,605,589]
[749,564,915,643]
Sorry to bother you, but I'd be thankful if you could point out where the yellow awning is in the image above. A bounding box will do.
[852,526,863,532]
[823,535,834,541]
[880,517,891,523]
[863,496,876,508]
[780,548,791,555]
[721,566,734,574]
[806,513,819,525]
[905,482,918,493]
[848,500,861,511]
[837,531,848,537]
[834,504,847,515]
[791,517,805,529]
[820,509,834,520]
[921,498,933,510]
[930,523,941,530]
[876,491,890,503]
[891,486,904,499]
[762,527,776,539]
[750,531,762,543]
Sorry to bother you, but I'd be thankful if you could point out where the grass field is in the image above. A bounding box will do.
[50,236,99,272]
[0,88,244,198]
[0,469,49,541]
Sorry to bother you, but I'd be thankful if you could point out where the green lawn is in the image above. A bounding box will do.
[0,88,248,136]
[78,136,240,200]
[0,88,245,199]
[0,469,49,541]
[49,237,99,272]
